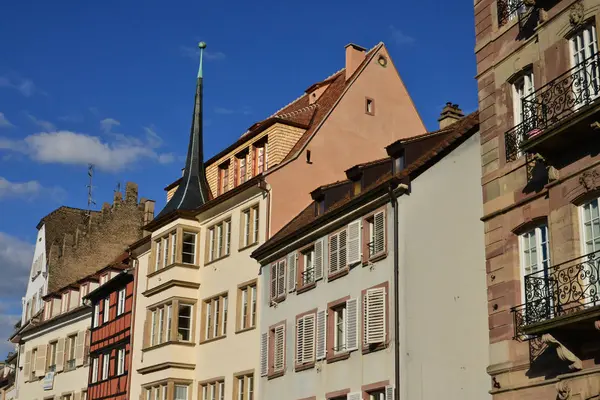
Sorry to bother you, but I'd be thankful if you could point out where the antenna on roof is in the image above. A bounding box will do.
[86,164,96,217]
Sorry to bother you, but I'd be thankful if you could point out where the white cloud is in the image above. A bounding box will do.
[0,112,14,128]
[389,25,415,45]
[143,125,163,148]
[0,232,34,298]
[25,113,55,132]
[57,114,84,123]
[0,128,174,172]
[0,176,65,202]
[100,118,120,134]
[179,45,226,61]
[0,311,19,359]
[0,76,37,97]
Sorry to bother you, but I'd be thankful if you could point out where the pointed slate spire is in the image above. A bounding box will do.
[156,42,211,219]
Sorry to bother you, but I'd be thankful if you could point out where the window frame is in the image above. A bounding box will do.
[200,378,225,400]
[362,209,387,263]
[117,288,126,316]
[202,292,229,342]
[149,227,199,275]
[233,372,254,400]
[90,356,99,384]
[66,334,77,371]
[145,298,196,349]
[295,309,317,370]
[117,347,126,376]
[103,297,110,323]
[297,245,316,290]
[47,340,58,372]
[240,205,260,250]
[218,161,231,195]
[207,218,232,263]
[267,321,286,378]
[361,282,389,354]
[237,280,257,332]
[580,197,600,255]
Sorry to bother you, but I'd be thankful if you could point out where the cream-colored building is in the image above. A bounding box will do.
[129,40,427,400]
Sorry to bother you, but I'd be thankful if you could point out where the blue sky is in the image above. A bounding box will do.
[0,0,477,356]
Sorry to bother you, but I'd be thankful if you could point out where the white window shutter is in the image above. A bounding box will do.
[55,338,65,372]
[347,220,361,265]
[316,309,327,360]
[274,324,285,372]
[260,332,268,376]
[35,344,47,377]
[303,314,315,363]
[385,385,394,400]
[374,211,385,254]
[287,252,297,292]
[329,234,338,274]
[339,229,347,268]
[345,298,359,351]
[270,264,277,301]
[314,238,325,280]
[23,350,31,382]
[347,392,362,400]
[277,260,286,298]
[296,317,304,365]
[366,287,386,344]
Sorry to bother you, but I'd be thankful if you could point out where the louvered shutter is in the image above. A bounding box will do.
[35,344,47,377]
[296,317,304,364]
[274,324,285,372]
[260,332,268,376]
[374,211,385,254]
[83,329,90,366]
[55,338,65,372]
[366,287,386,344]
[23,350,31,382]
[270,264,277,300]
[339,229,347,269]
[277,260,286,298]
[303,314,315,363]
[287,252,297,292]
[75,330,85,366]
[314,238,325,281]
[329,234,338,274]
[385,385,394,400]
[346,298,359,351]
[347,220,361,265]
[347,392,362,400]
[316,309,327,360]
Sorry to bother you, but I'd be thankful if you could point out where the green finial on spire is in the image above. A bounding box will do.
[198,41,206,78]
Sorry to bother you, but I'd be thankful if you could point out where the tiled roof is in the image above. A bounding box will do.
[254,111,479,257]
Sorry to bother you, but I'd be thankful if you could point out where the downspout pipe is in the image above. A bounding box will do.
[389,181,401,400]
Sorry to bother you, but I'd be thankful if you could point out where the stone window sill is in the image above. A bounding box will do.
[326,352,350,364]
[235,326,256,335]
[142,340,196,352]
[296,282,316,294]
[199,335,227,345]
[295,362,315,372]
[205,254,231,267]
[267,370,284,380]
[361,342,388,355]
[148,262,199,278]
[239,242,259,252]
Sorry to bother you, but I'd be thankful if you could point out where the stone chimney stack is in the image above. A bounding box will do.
[438,102,465,129]
[345,43,367,81]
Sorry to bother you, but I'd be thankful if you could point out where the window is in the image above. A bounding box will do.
[581,198,600,255]
[269,260,286,301]
[238,283,257,331]
[365,98,375,115]
[519,224,551,312]
[498,0,526,26]
[171,232,177,265]
[174,385,188,400]
[100,274,108,285]
[80,284,88,306]
[333,304,346,352]
[117,288,126,316]
[512,70,534,128]
[329,229,348,275]
[148,301,193,346]
[241,205,259,248]
[117,347,125,375]
[219,162,230,195]
[570,24,600,106]
[101,352,109,380]
[163,236,170,268]
[207,219,231,262]
[178,303,193,341]
[90,356,99,383]
[366,211,386,258]
[269,323,285,374]
[295,312,316,366]
[155,240,162,271]
[62,394,73,400]
[47,341,57,372]
[200,380,225,400]
[144,383,168,400]
[93,303,100,327]
[238,154,247,184]
[300,247,315,286]
[254,141,268,175]
[182,231,197,264]
[235,373,254,400]
[363,285,387,347]
[66,335,76,370]
[203,294,228,340]
[103,297,110,323]
[30,348,37,381]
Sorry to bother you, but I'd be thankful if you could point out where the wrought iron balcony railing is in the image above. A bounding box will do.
[301,268,315,286]
[497,0,526,27]
[511,250,600,339]
[505,51,600,162]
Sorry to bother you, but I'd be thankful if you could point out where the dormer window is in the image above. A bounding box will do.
[218,161,230,195]
[80,284,89,306]
[100,274,108,285]
[44,300,52,320]
[61,292,69,313]
[393,152,405,174]
[316,200,325,216]
[254,140,268,175]
[235,150,249,185]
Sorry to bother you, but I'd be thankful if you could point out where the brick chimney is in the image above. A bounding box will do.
[345,43,367,81]
[438,102,465,129]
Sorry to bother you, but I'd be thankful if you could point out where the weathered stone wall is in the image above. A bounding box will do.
[47,182,154,293]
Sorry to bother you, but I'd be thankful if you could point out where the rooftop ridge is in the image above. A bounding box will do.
[275,103,318,119]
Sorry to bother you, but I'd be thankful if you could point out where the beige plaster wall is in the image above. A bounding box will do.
[267,45,426,234]
[16,311,90,400]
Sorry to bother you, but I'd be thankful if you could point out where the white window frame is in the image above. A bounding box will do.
[117,347,125,375]
[243,209,251,247]
[178,303,193,342]
[182,231,197,264]
[570,23,600,107]
[91,357,99,383]
[174,385,188,400]
[103,298,110,323]
[580,197,600,255]
[512,70,534,128]
[101,353,109,380]
[518,224,551,304]
[334,304,346,353]
[93,304,100,327]
[117,288,126,316]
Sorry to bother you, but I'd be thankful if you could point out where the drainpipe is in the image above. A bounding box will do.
[389,181,401,400]
[257,178,271,241]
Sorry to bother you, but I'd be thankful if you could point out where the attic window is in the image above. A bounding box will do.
[365,98,375,116]
[315,199,325,216]
[393,153,405,174]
